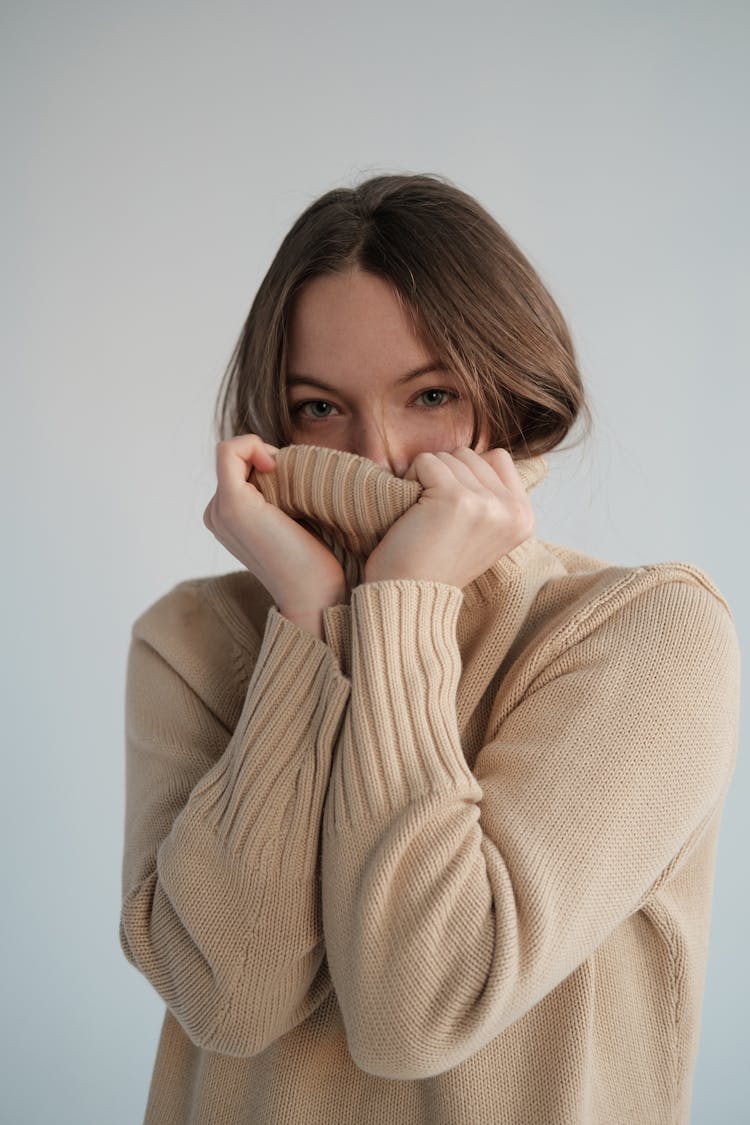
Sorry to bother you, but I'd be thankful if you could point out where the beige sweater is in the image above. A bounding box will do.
[120,443,740,1124]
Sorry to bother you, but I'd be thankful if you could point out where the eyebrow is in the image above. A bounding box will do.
[285,362,446,394]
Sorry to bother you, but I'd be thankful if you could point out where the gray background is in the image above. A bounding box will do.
[2,2,747,1122]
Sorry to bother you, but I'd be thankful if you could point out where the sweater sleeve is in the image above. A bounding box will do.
[320,575,741,1080]
[119,593,351,1058]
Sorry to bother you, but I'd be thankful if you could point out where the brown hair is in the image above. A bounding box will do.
[212,172,592,459]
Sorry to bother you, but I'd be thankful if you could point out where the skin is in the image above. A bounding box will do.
[203,266,535,641]
[286,266,491,475]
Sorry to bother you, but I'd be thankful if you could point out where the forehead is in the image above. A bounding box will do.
[287,269,427,358]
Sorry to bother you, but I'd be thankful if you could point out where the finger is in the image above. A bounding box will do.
[215,435,278,496]
[477,447,528,498]
[404,450,463,490]
[404,448,493,490]
[215,433,279,463]
[447,447,517,493]
[432,449,488,491]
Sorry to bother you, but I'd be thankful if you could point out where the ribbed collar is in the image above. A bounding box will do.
[252,443,550,608]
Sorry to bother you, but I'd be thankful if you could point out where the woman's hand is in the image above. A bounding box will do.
[363,447,536,589]
[203,435,347,614]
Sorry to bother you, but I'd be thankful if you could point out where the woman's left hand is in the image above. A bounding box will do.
[363,447,536,589]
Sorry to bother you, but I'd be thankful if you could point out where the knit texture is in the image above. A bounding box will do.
[120,443,741,1124]
[248,443,549,596]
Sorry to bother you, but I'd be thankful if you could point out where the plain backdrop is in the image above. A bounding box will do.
[2,2,748,1122]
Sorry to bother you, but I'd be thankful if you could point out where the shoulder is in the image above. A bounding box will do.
[129,569,275,695]
[585,559,736,642]
[533,555,739,687]
[501,553,740,772]
[536,540,735,632]
[513,547,739,702]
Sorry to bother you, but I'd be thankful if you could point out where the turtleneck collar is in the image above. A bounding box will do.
[252,443,549,607]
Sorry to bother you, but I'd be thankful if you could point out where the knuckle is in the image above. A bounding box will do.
[455,490,479,516]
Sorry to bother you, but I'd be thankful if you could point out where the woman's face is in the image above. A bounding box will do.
[285,266,490,478]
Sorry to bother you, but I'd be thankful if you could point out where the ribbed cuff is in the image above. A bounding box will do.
[178,602,351,867]
[323,602,352,677]
[326,580,483,834]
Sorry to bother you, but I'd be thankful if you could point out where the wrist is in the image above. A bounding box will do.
[277,605,325,641]
[277,588,348,641]
[363,565,400,584]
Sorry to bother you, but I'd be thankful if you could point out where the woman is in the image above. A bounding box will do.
[120,173,740,1124]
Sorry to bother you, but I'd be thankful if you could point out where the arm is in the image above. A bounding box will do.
[320,574,740,1079]
[120,587,351,1058]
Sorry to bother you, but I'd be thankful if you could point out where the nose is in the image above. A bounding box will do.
[353,422,405,477]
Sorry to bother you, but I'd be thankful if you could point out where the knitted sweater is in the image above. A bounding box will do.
[120,443,741,1125]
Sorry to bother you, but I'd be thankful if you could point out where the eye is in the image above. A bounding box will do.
[291,399,340,420]
[290,387,461,423]
[415,388,461,410]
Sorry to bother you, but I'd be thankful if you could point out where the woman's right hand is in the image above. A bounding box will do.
[202,434,347,614]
